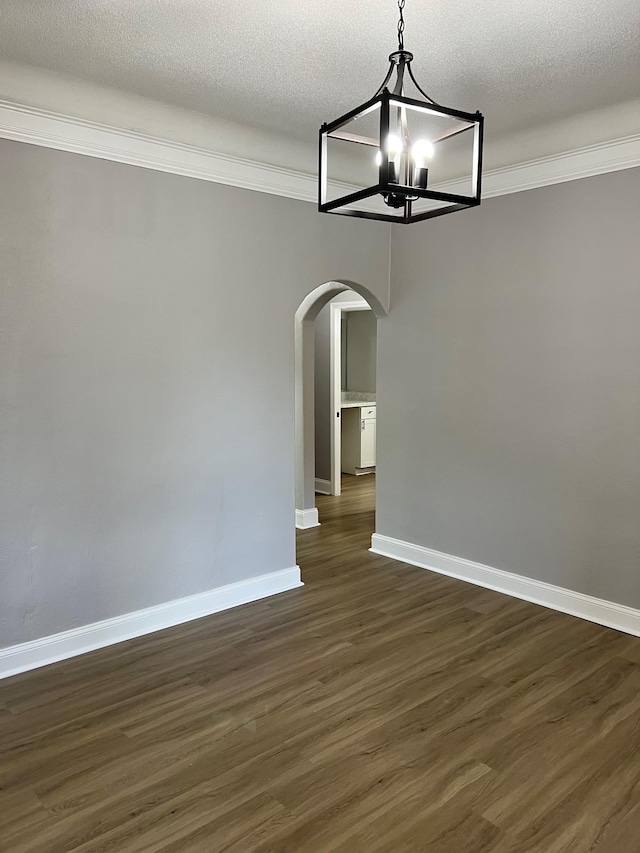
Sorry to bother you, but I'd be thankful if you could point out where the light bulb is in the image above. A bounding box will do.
[386,134,403,156]
[375,135,403,166]
[376,135,403,183]
[411,139,435,168]
[411,140,434,190]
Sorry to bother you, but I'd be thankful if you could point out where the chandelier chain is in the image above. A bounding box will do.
[397,0,405,50]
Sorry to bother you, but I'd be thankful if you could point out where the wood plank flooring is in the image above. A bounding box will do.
[2,474,640,851]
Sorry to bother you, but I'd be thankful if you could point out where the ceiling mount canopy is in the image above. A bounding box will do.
[318,0,484,224]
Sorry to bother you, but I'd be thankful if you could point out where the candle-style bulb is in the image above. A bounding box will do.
[411,139,435,169]
[376,134,404,184]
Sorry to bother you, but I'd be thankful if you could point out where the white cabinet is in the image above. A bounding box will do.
[341,405,376,474]
[360,417,376,468]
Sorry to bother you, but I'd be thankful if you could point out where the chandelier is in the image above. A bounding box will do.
[318,0,484,223]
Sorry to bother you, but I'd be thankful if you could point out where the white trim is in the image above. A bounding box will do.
[0,100,353,203]
[461,134,640,200]
[0,100,638,204]
[295,507,320,529]
[315,478,332,495]
[370,534,640,637]
[330,303,342,497]
[0,567,303,680]
[330,300,373,497]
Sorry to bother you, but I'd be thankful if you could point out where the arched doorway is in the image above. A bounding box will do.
[294,280,387,529]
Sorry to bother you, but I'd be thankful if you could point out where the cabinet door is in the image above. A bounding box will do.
[360,418,376,467]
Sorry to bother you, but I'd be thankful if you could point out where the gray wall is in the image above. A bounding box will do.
[341,316,347,389]
[378,167,640,608]
[3,135,639,650]
[0,139,390,647]
[345,310,377,392]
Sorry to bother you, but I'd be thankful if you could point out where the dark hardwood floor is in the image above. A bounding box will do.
[2,474,640,851]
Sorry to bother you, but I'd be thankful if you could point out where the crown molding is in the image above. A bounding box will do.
[0,99,354,203]
[0,100,638,205]
[443,133,640,200]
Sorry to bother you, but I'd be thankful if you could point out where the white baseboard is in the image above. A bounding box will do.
[370,534,640,637]
[315,479,332,495]
[0,567,303,680]
[295,507,320,529]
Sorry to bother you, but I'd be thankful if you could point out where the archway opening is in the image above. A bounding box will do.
[294,280,386,539]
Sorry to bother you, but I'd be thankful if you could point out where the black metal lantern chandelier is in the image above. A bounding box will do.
[318,0,484,223]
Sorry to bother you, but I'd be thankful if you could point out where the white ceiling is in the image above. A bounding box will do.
[0,0,639,173]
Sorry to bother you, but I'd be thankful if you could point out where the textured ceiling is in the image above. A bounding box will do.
[0,0,638,151]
